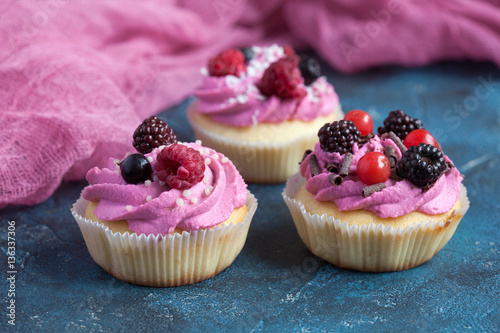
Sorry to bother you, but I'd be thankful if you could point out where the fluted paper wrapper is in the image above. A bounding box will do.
[71,191,257,287]
[282,173,469,272]
[187,105,343,183]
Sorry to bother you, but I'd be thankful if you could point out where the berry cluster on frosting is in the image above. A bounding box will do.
[206,45,322,100]
[304,109,454,195]
[120,116,206,190]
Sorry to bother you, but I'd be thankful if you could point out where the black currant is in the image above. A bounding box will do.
[120,153,153,184]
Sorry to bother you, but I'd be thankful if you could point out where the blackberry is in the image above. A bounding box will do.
[378,110,424,141]
[240,47,254,63]
[318,120,360,154]
[298,56,321,85]
[120,154,153,184]
[133,116,177,154]
[397,143,446,188]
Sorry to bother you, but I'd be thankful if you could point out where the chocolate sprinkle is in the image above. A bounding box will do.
[301,149,312,163]
[383,145,398,168]
[390,168,403,181]
[445,161,455,173]
[309,154,319,177]
[326,163,339,174]
[339,153,353,177]
[358,133,374,146]
[328,173,343,186]
[362,183,386,198]
[387,131,407,154]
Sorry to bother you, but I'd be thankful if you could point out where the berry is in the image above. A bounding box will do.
[257,57,306,99]
[239,47,254,63]
[404,129,439,149]
[133,116,177,154]
[378,110,424,141]
[155,144,205,190]
[357,152,391,186]
[208,49,246,77]
[318,120,360,154]
[397,143,447,188]
[120,154,153,184]
[298,56,321,85]
[344,110,373,136]
[282,45,297,58]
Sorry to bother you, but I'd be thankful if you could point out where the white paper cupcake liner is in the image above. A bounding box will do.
[187,104,343,183]
[71,191,257,287]
[282,173,470,272]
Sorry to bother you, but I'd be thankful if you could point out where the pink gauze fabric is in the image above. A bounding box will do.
[1,0,499,208]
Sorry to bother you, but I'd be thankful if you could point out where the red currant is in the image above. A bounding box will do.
[344,110,373,136]
[357,152,390,186]
[404,129,438,149]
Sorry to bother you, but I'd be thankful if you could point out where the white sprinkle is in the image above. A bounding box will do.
[205,185,214,196]
[195,140,202,146]
[183,190,191,197]
[144,180,151,187]
[203,148,210,155]
[153,175,159,182]
[113,159,120,165]
[125,152,132,157]
[200,67,208,76]
[247,66,256,77]
[211,154,219,160]
[236,95,248,104]
[191,197,198,204]
[256,94,266,101]
[176,198,184,207]
[146,195,152,202]
[228,97,237,104]
[221,156,229,163]
[115,169,121,175]
[159,181,165,186]
[158,145,166,151]
[126,205,132,211]
[147,156,153,163]
[203,177,209,184]
[205,157,211,165]
[225,75,240,86]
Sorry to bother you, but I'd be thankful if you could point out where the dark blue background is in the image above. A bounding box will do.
[1,60,499,332]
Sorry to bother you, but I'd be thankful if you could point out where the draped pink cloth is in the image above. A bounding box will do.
[1,0,499,208]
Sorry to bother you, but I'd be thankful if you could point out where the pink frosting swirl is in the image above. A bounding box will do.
[82,142,248,235]
[300,136,463,218]
[195,45,340,127]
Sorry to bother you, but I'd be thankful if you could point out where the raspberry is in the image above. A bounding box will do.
[257,57,306,99]
[378,110,424,141]
[133,116,177,154]
[155,144,205,190]
[282,45,297,58]
[208,49,246,77]
[298,56,321,85]
[318,120,360,154]
[397,143,446,188]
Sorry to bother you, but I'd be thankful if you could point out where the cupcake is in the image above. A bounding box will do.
[187,45,343,183]
[71,117,257,287]
[283,110,469,272]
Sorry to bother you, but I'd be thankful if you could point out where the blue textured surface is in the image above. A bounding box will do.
[1,61,500,332]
